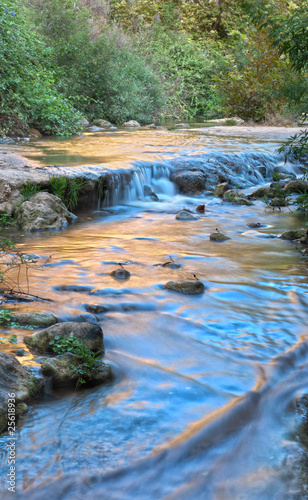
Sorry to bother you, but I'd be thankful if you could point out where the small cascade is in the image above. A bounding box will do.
[98,151,299,208]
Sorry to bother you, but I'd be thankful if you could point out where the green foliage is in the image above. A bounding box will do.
[0,0,82,137]
[295,190,308,214]
[49,336,102,386]
[278,130,308,160]
[217,28,289,122]
[21,182,41,200]
[0,211,14,229]
[138,27,224,120]
[0,310,32,331]
[49,176,84,210]
[263,182,291,210]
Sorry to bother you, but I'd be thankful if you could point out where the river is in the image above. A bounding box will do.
[0,125,308,499]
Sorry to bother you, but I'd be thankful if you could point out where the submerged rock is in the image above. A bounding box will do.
[214,182,229,198]
[164,280,205,295]
[144,185,159,201]
[110,268,131,280]
[175,123,190,128]
[123,120,141,127]
[280,229,307,240]
[12,312,58,328]
[210,232,230,241]
[88,126,104,132]
[174,171,206,195]
[85,304,110,314]
[176,210,199,221]
[0,352,44,433]
[41,352,111,388]
[24,322,104,353]
[15,192,76,231]
[232,197,253,206]
[247,222,263,228]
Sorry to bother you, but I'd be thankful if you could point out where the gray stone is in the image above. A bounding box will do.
[24,322,104,353]
[0,352,44,433]
[232,197,253,206]
[41,352,111,388]
[214,182,229,197]
[91,119,112,128]
[176,210,199,221]
[13,312,58,328]
[123,120,141,127]
[175,123,190,128]
[164,280,205,295]
[15,192,76,231]
[174,171,206,195]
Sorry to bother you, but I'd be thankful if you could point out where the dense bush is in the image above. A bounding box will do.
[138,26,225,120]
[0,1,82,136]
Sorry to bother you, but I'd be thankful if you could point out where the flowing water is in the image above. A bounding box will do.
[1,126,308,499]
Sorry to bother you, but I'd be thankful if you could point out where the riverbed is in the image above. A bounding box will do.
[0,125,308,499]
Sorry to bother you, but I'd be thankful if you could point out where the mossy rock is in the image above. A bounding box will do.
[13,312,58,328]
[280,229,307,240]
[41,352,111,388]
[24,322,104,353]
[210,232,230,241]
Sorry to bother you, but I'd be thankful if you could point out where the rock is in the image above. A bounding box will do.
[41,352,111,388]
[87,126,104,132]
[24,322,104,353]
[54,285,93,293]
[0,189,23,216]
[242,230,276,238]
[250,187,274,198]
[0,352,44,433]
[176,210,200,221]
[210,232,230,241]
[12,312,58,328]
[175,123,190,128]
[15,192,76,231]
[123,120,141,127]
[81,118,90,127]
[174,171,206,195]
[214,182,229,197]
[274,172,296,181]
[164,280,205,295]
[223,190,238,202]
[29,128,42,137]
[284,180,308,193]
[196,205,205,213]
[161,261,181,269]
[232,197,253,206]
[85,304,110,314]
[110,268,131,280]
[91,119,112,128]
[13,348,28,357]
[280,229,307,240]
[247,222,263,228]
[149,125,164,129]
[144,185,159,201]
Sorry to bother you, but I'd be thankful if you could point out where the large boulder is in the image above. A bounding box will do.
[41,352,111,388]
[12,312,58,328]
[174,171,206,195]
[15,192,76,231]
[0,352,44,433]
[284,180,308,193]
[164,280,205,295]
[123,120,141,127]
[91,119,112,128]
[24,322,104,353]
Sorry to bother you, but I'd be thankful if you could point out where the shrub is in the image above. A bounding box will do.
[49,176,84,210]
[49,336,102,386]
